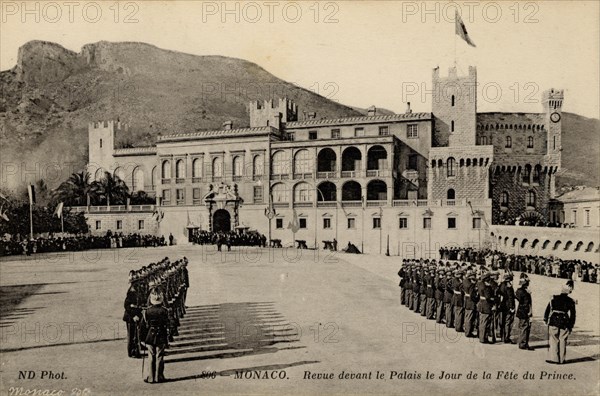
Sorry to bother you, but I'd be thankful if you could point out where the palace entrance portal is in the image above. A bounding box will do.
[213,209,231,232]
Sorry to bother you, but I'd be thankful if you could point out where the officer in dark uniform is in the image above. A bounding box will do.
[143,288,170,383]
[478,273,495,344]
[498,273,516,343]
[515,278,534,350]
[398,263,406,305]
[425,267,436,320]
[404,265,413,308]
[444,270,454,328]
[544,281,576,364]
[463,270,478,337]
[412,266,420,312]
[435,268,445,324]
[123,270,142,358]
[452,270,465,332]
[419,267,428,317]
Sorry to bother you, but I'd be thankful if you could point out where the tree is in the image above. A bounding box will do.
[52,171,96,206]
[91,171,130,206]
[130,190,156,205]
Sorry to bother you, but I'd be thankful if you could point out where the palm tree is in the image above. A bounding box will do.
[52,171,95,206]
[91,171,130,206]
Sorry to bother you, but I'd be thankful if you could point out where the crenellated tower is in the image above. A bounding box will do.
[249,98,298,129]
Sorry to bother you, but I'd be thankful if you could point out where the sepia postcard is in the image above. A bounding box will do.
[0,1,598,395]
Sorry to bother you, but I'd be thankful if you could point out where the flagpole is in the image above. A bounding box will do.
[29,201,33,240]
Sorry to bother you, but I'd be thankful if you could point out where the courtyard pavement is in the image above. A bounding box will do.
[1,245,598,395]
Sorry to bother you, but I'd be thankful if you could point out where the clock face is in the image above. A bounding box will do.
[550,112,561,123]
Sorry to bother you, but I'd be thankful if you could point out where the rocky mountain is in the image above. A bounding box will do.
[0,40,362,192]
[0,41,598,193]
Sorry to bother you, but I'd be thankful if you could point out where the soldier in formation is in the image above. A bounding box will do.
[397,258,542,349]
[122,256,190,382]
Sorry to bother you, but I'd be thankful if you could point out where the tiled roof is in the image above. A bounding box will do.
[114,146,157,156]
[557,187,600,203]
[286,113,431,128]
[159,126,275,142]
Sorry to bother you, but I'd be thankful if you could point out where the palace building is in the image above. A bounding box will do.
[83,66,565,255]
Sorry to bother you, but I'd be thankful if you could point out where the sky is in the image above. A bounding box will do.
[1,1,599,118]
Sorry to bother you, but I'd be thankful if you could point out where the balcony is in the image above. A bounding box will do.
[317,202,337,208]
[341,170,360,178]
[293,173,313,180]
[252,174,264,181]
[445,199,456,206]
[273,202,289,208]
[192,177,202,183]
[317,171,337,179]
[175,178,185,184]
[271,174,290,181]
[366,169,389,177]
[366,200,386,207]
[161,178,171,184]
[211,176,223,182]
[341,201,362,208]
[233,175,243,182]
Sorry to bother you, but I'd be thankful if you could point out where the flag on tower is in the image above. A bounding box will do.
[455,11,476,47]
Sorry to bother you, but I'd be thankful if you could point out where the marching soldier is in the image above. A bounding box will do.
[123,270,142,358]
[444,270,454,328]
[544,280,576,364]
[478,273,495,344]
[419,267,427,317]
[498,273,516,344]
[398,263,406,305]
[425,267,436,320]
[412,266,420,312]
[143,288,170,383]
[515,278,534,350]
[490,271,500,343]
[452,270,465,332]
[435,268,445,324]
[405,265,413,308]
[463,270,478,337]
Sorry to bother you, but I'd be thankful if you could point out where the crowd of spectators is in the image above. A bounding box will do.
[0,231,167,257]
[189,230,267,249]
[439,247,599,284]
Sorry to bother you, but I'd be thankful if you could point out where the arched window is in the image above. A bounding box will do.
[271,183,288,203]
[447,189,455,200]
[161,160,171,179]
[212,157,223,178]
[533,165,541,184]
[132,167,145,192]
[271,150,289,175]
[294,182,313,202]
[232,156,243,177]
[293,149,313,175]
[114,167,125,181]
[527,136,534,148]
[192,158,203,178]
[253,155,263,178]
[522,164,531,184]
[527,190,536,207]
[151,166,157,188]
[505,136,512,148]
[447,157,456,177]
[176,159,186,179]
[501,191,509,206]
